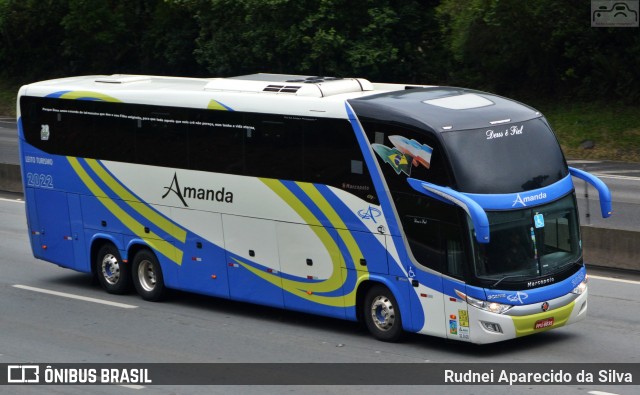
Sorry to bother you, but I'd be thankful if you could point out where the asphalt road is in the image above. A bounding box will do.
[568,160,640,231]
[0,196,638,394]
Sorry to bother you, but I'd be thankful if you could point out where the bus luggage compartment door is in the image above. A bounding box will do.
[174,209,229,299]
[278,222,346,318]
[32,188,76,269]
[222,214,284,308]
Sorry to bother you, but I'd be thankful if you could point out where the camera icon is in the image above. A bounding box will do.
[592,1,639,26]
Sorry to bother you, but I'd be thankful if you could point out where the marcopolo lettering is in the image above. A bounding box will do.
[527,277,555,288]
[162,172,234,207]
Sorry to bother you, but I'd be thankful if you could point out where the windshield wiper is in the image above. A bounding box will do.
[490,274,532,289]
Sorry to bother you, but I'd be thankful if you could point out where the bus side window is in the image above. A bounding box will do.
[303,118,378,204]
[243,116,304,181]
[189,111,244,174]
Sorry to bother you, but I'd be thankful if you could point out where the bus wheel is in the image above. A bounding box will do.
[95,244,131,294]
[132,249,166,301]
[364,285,403,342]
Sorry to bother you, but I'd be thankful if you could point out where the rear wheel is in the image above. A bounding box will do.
[95,243,131,294]
[363,285,403,342]
[132,249,166,301]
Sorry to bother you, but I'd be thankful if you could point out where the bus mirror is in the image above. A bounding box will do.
[407,178,490,244]
[568,167,613,218]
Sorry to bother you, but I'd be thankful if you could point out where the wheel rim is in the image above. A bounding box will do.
[101,254,120,285]
[138,259,157,292]
[370,295,396,332]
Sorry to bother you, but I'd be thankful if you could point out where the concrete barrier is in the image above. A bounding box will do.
[0,163,22,193]
[0,164,637,272]
[582,226,640,272]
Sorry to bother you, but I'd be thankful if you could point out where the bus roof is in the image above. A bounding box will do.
[348,87,541,132]
[20,74,541,131]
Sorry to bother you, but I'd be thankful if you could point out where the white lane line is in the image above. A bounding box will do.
[120,385,146,390]
[589,275,640,285]
[588,391,620,395]
[13,284,138,309]
[591,173,640,181]
[0,197,24,203]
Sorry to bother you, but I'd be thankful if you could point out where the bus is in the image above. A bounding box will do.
[17,73,612,344]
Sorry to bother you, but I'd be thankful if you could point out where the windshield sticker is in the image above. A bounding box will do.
[372,135,433,176]
[486,124,524,140]
[534,213,545,228]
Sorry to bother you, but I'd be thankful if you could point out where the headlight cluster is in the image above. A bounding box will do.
[455,290,512,314]
[571,275,588,295]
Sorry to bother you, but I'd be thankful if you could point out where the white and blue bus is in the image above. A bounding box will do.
[17,74,612,343]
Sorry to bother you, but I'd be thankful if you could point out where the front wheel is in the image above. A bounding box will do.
[95,243,131,294]
[132,249,166,301]
[363,285,404,342]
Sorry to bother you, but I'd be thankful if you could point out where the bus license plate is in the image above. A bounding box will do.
[534,318,554,330]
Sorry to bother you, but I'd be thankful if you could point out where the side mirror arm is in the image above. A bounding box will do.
[568,167,612,218]
[407,178,490,243]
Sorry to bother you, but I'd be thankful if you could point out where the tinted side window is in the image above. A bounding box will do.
[360,119,468,272]
[304,118,377,204]
[21,97,378,202]
[189,111,244,174]
[243,114,304,181]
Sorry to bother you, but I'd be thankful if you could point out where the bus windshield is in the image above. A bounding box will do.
[470,193,581,283]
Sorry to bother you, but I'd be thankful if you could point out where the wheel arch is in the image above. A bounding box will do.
[355,275,414,332]
[89,233,124,276]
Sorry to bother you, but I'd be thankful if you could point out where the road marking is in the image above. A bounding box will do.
[13,284,138,309]
[0,197,24,203]
[120,385,146,390]
[592,173,640,181]
[589,275,640,285]
[568,160,602,164]
[588,391,620,395]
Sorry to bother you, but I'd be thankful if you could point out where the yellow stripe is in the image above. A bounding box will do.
[233,257,365,307]
[511,301,575,337]
[207,99,228,111]
[68,157,183,265]
[86,159,187,243]
[59,91,121,102]
[296,182,366,274]
[259,179,343,293]
[252,179,370,307]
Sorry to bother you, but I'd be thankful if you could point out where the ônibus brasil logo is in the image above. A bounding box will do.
[162,172,233,207]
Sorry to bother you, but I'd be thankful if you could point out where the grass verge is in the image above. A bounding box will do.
[533,101,640,163]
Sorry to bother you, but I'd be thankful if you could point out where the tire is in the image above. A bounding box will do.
[95,243,132,294]
[132,249,166,301]
[363,285,404,342]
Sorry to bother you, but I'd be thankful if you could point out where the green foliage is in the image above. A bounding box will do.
[0,0,638,101]
[437,0,640,101]
[0,0,68,82]
[190,0,438,81]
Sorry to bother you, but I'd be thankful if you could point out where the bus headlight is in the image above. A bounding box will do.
[572,276,588,295]
[455,290,512,314]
